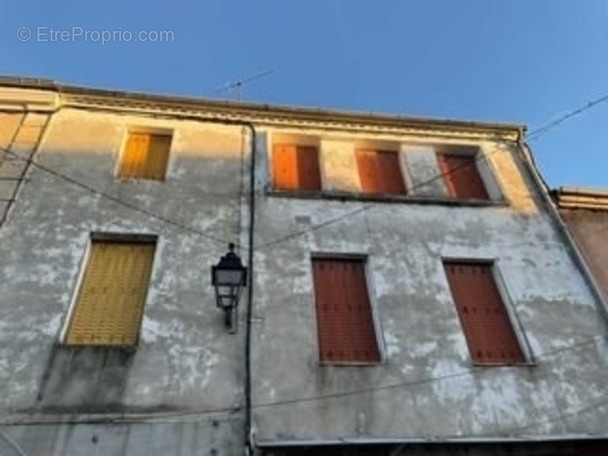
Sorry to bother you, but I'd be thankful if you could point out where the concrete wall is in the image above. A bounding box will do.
[0,107,249,455]
[251,127,608,444]
[559,208,608,305]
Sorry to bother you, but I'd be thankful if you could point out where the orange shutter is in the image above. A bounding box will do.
[273,144,298,189]
[443,261,525,364]
[437,154,489,200]
[356,149,405,195]
[312,258,380,364]
[273,144,321,191]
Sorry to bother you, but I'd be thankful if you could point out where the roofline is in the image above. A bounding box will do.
[553,186,608,211]
[0,75,526,136]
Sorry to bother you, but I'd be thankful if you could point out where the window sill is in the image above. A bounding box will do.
[267,188,509,208]
[319,360,382,367]
[471,361,537,368]
[114,176,167,183]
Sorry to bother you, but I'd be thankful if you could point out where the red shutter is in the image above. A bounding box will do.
[296,146,322,191]
[356,149,381,193]
[356,149,405,195]
[443,261,525,364]
[437,154,489,200]
[312,258,380,364]
[377,150,406,194]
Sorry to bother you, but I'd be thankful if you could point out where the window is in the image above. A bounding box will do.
[356,149,406,195]
[443,260,525,365]
[437,153,489,200]
[118,132,172,180]
[312,258,380,364]
[272,144,321,191]
[64,237,156,346]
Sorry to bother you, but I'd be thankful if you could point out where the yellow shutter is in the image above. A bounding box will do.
[146,134,172,180]
[65,240,156,346]
[118,133,171,180]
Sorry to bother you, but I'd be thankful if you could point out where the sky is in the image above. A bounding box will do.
[1,0,607,189]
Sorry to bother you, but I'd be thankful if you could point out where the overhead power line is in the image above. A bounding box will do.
[1,141,499,252]
[253,334,606,409]
[0,146,232,248]
[528,93,608,141]
[3,90,607,251]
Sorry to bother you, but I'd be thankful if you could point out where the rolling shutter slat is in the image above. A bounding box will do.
[66,241,156,346]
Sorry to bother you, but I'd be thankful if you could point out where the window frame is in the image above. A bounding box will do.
[60,232,159,347]
[310,253,385,366]
[116,127,174,182]
[441,257,534,366]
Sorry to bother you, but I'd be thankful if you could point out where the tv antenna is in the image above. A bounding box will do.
[213,69,273,101]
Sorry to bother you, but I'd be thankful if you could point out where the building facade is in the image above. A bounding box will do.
[0,78,606,455]
[553,187,608,308]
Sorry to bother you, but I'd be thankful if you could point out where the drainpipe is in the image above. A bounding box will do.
[515,129,608,327]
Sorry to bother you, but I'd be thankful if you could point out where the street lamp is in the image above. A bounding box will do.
[211,243,248,332]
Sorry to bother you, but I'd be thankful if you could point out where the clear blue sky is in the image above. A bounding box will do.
[1,0,607,188]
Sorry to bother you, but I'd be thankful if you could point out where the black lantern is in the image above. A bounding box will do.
[211,243,248,331]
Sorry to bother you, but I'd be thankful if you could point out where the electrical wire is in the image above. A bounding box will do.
[252,334,606,409]
[0,146,232,248]
[4,91,607,252]
[3,90,607,253]
[257,92,608,250]
[0,430,27,456]
[0,333,604,426]
[1,136,505,254]
[255,145,503,250]
[528,93,608,141]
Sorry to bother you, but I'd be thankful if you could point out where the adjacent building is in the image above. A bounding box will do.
[0,77,606,455]
[553,186,608,317]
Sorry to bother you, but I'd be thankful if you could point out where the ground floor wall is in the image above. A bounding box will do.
[0,417,244,456]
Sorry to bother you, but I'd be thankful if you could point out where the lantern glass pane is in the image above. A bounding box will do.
[216,269,244,286]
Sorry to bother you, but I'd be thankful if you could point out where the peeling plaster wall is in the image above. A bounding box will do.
[252,128,608,443]
[2,100,607,454]
[0,108,249,455]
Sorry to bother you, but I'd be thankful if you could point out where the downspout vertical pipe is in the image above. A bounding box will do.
[516,129,608,327]
[244,123,256,455]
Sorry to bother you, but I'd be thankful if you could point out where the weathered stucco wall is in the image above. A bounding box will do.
[251,127,608,444]
[559,208,608,305]
[2,87,607,455]
[0,107,249,455]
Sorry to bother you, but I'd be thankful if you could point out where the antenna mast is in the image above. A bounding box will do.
[213,69,273,101]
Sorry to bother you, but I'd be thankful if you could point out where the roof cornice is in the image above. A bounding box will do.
[0,76,524,140]
[553,186,608,211]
